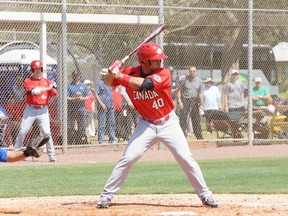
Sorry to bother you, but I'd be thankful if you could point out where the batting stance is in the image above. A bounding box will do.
[0,107,48,162]
[97,43,218,208]
[14,60,58,162]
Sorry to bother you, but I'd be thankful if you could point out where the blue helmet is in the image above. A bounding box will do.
[0,107,7,119]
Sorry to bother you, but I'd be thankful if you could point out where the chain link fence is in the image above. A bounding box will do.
[1,0,288,151]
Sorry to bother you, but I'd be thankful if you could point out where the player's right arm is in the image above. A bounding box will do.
[104,72,144,89]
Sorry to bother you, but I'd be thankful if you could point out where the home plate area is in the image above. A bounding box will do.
[1,194,287,216]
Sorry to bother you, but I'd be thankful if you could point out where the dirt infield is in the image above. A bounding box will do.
[1,144,288,215]
[0,194,287,216]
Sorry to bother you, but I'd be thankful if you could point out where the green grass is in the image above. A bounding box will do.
[0,157,287,198]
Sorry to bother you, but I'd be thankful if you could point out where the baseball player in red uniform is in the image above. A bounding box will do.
[14,60,58,162]
[97,43,218,208]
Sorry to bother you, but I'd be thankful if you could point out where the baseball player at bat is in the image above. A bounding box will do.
[0,107,49,162]
[97,43,218,208]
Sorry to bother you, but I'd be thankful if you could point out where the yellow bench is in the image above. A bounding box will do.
[269,105,288,139]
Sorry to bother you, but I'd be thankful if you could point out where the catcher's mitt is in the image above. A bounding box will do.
[23,136,50,158]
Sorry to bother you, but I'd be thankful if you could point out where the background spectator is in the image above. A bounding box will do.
[118,86,138,142]
[224,69,245,112]
[121,86,138,129]
[203,77,221,134]
[177,66,203,139]
[251,77,273,138]
[94,68,115,144]
[83,79,96,138]
[252,77,270,107]
[67,71,89,145]
[113,86,126,142]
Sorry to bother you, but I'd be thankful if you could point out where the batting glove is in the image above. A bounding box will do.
[50,81,57,89]
[109,60,123,74]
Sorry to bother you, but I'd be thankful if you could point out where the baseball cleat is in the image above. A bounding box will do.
[97,197,111,208]
[202,196,218,208]
[49,156,56,162]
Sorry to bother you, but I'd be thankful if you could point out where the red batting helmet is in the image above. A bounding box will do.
[137,43,167,67]
[30,60,43,69]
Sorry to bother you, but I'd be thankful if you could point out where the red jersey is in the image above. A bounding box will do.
[112,66,174,119]
[24,77,58,105]
[84,90,95,112]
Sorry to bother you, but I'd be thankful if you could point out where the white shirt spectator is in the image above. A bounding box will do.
[203,85,221,111]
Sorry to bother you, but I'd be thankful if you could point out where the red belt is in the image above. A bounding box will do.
[144,115,170,125]
[28,104,46,109]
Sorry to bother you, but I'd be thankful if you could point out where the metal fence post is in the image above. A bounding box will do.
[248,0,254,145]
[60,0,68,154]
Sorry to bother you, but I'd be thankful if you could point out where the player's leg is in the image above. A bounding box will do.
[37,107,56,161]
[98,118,157,207]
[158,115,216,205]
[14,106,36,150]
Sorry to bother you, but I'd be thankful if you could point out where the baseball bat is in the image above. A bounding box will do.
[121,24,166,64]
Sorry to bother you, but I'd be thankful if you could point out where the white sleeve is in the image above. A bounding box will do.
[31,87,41,95]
